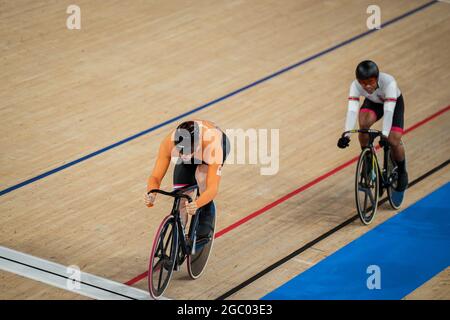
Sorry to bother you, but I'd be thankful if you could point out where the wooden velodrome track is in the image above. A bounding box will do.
[1,0,449,299]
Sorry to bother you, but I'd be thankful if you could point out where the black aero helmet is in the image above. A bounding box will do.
[174,121,200,155]
[355,60,379,80]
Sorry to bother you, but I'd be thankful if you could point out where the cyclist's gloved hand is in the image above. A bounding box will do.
[337,136,350,149]
[144,192,156,207]
[379,135,389,148]
[186,201,199,215]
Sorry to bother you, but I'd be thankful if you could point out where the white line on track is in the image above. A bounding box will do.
[0,246,168,300]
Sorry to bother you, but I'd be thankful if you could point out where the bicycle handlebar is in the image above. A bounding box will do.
[341,129,383,138]
[147,185,198,203]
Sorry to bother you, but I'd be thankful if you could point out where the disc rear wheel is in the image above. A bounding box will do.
[187,205,217,279]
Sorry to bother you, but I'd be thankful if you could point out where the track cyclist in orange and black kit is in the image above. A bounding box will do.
[337,60,408,191]
[144,120,230,239]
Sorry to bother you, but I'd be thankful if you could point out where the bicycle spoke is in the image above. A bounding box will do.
[163,229,172,252]
[157,257,167,291]
[363,188,369,210]
[361,168,367,185]
[156,228,169,256]
[156,226,169,256]
[160,238,172,289]
[153,238,164,263]
[367,188,375,206]
[153,258,162,272]
[155,239,163,256]
[358,186,365,192]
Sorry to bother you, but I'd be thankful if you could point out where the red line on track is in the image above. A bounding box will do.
[125,104,450,286]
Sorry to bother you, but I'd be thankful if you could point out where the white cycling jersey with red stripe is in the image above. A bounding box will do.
[345,72,402,137]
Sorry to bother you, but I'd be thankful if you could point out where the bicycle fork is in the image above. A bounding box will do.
[364,149,377,183]
[370,154,377,181]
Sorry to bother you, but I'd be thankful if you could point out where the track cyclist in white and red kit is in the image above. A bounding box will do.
[337,60,408,191]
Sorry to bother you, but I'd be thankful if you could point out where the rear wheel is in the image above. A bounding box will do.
[387,141,407,209]
[386,148,401,209]
[355,148,379,225]
[148,215,178,299]
[187,204,217,279]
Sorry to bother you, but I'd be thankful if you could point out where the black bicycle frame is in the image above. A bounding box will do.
[342,129,393,189]
[149,184,201,261]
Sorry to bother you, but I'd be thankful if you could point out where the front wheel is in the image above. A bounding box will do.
[355,148,379,225]
[148,215,178,299]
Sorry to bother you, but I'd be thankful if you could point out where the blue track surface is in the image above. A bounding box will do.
[263,182,450,300]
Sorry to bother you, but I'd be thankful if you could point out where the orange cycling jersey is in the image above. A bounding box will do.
[147,120,226,208]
